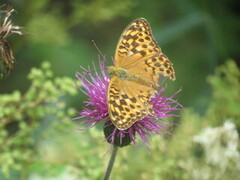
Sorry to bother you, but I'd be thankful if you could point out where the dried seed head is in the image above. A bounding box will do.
[0,5,23,78]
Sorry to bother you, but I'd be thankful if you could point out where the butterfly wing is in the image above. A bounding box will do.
[107,76,155,130]
[114,18,175,84]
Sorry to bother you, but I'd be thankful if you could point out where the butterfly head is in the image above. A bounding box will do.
[107,66,128,79]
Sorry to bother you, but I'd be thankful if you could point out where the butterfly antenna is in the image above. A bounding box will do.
[92,40,105,59]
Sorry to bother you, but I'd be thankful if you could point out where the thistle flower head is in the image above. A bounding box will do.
[72,60,182,148]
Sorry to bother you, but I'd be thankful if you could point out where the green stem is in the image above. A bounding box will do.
[103,146,118,180]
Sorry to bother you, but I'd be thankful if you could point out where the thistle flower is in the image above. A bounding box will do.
[0,5,23,78]
[71,59,182,149]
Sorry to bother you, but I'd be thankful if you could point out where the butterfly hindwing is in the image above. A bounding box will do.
[126,53,176,89]
[108,76,155,130]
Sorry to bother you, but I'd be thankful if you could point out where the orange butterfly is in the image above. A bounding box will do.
[107,18,175,130]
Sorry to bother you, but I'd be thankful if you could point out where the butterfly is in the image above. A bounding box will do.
[107,18,175,130]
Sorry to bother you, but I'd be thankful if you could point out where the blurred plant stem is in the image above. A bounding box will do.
[20,161,30,180]
[103,146,118,180]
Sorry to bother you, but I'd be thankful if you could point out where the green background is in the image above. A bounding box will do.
[0,0,240,180]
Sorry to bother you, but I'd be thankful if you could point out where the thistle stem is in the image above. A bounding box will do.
[103,146,118,180]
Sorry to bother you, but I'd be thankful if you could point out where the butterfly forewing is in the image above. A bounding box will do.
[115,18,160,67]
[115,18,175,81]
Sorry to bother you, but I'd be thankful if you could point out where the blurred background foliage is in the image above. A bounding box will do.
[0,0,239,179]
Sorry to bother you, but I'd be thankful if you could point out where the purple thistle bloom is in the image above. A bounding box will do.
[72,59,183,148]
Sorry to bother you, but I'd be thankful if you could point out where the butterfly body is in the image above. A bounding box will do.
[107,18,176,130]
[108,66,154,87]
[108,66,128,79]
